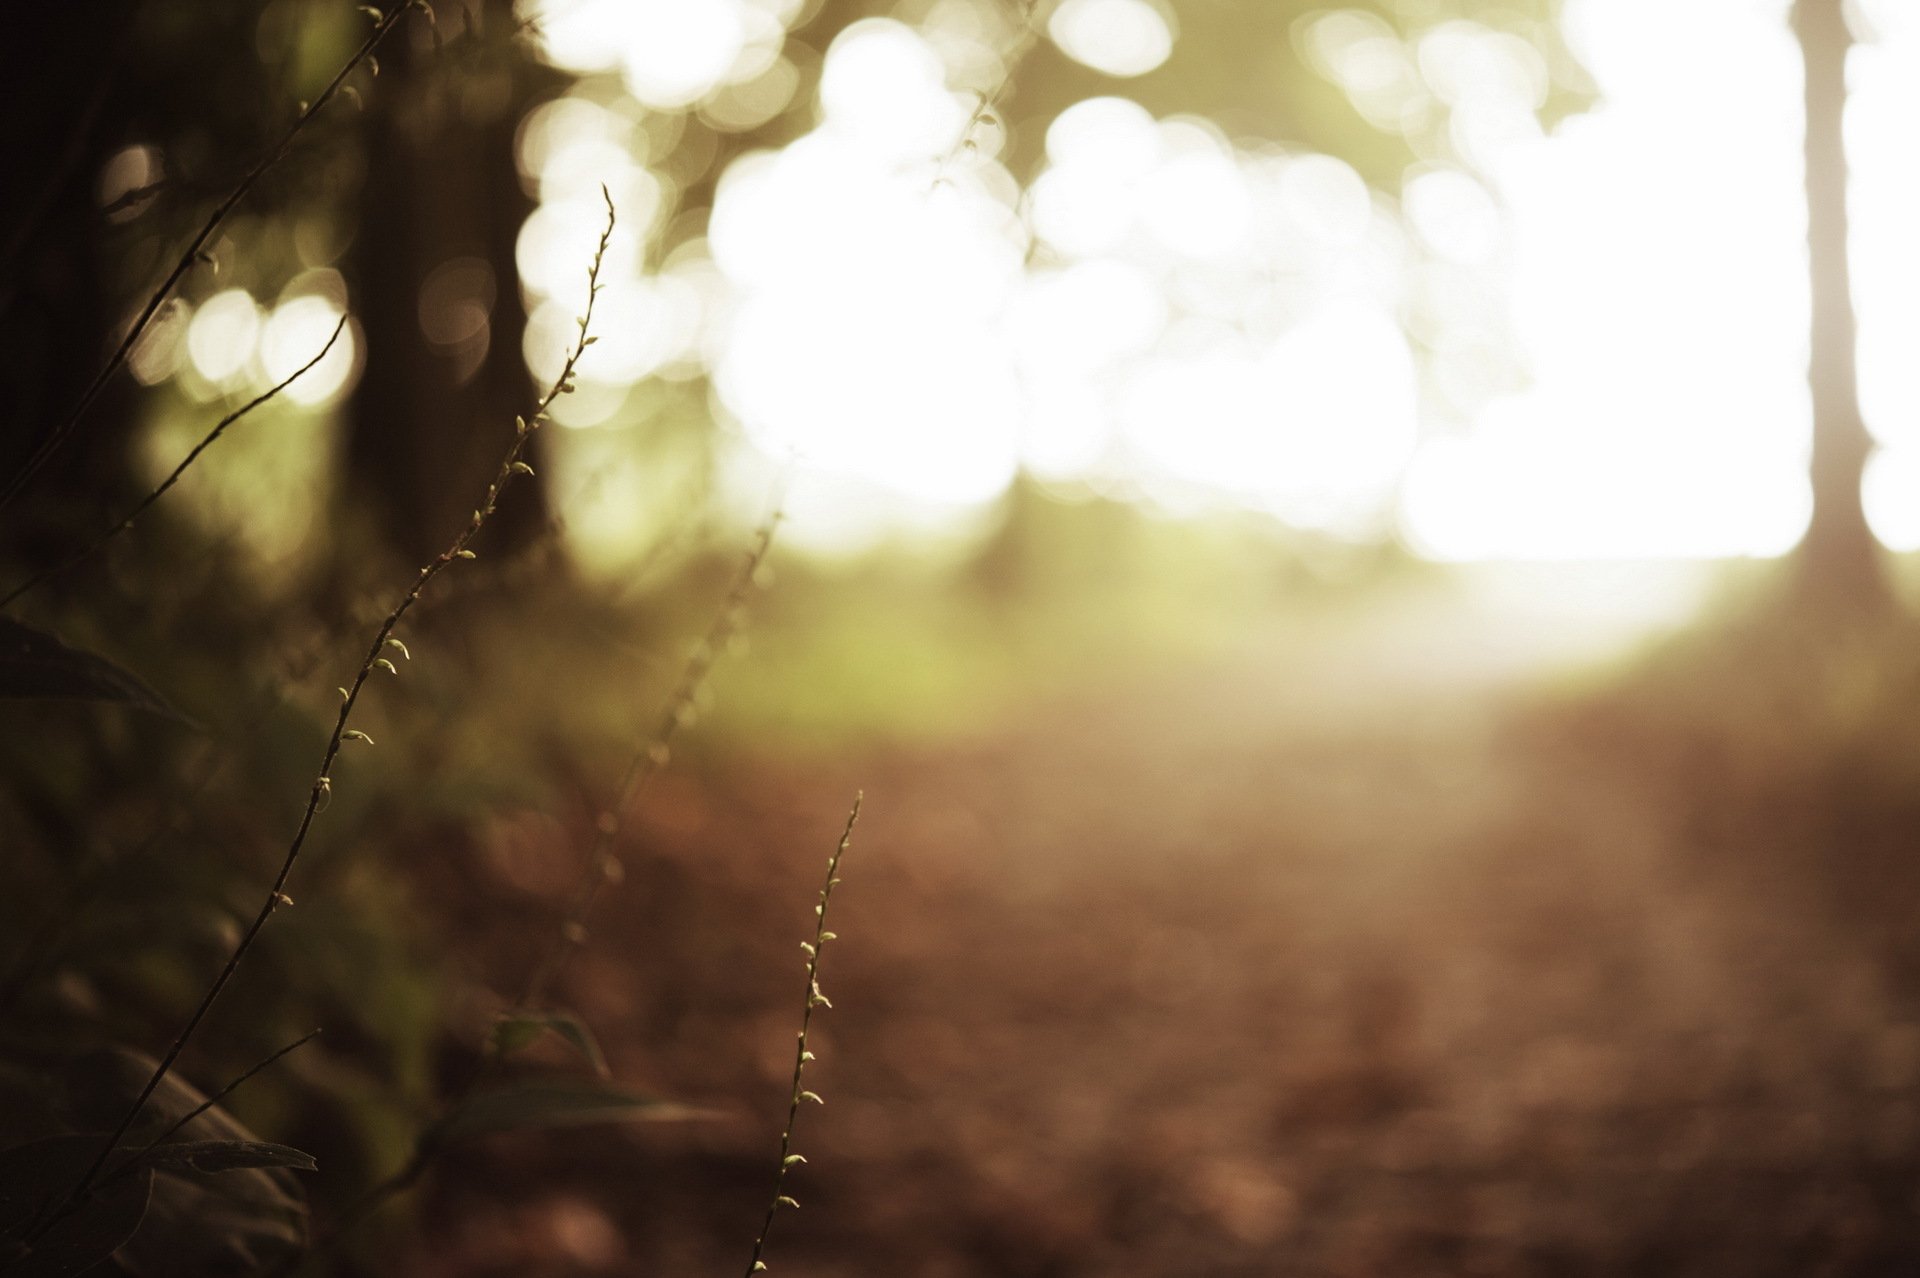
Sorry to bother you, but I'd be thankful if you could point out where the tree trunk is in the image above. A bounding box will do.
[1792,0,1888,614]
[343,0,552,569]
[0,5,141,577]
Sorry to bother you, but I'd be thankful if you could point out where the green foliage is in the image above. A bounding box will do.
[490,1013,610,1079]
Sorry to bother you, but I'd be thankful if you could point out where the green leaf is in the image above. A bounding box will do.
[429,1082,689,1146]
[490,1018,544,1057]
[0,617,186,722]
[490,1012,610,1078]
[0,1134,154,1277]
[133,1141,317,1176]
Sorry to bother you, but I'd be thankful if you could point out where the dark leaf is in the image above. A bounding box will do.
[0,618,186,722]
[133,1141,317,1176]
[0,1134,154,1277]
[122,1161,305,1277]
[430,1081,692,1146]
[52,1049,310,1275]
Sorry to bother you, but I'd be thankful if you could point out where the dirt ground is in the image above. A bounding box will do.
[396,592,1920,1277]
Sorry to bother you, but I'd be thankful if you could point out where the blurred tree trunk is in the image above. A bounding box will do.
[344,0,553,568]
[1792,0,1889,615]
[0,6,139,574]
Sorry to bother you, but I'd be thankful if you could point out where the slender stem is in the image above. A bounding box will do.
[100,1028,323,1186]
[0,315,348,610]
[317,512,784,1254]
[0,2,413,514]
[515,514,782,1018]
[932,0,1039,189]
[98,178,167,220]
[744,796,861,1278]
[32,189,619,1242]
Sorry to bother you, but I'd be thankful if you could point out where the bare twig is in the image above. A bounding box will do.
[101,1028,323,1186]
[515,512,782,1016]
[315,510,783,1252]
[98,178,168,220]
[0,315,348,610]
[744,796,861,1278]
[932,0,1040,190]
[0,2,413,514]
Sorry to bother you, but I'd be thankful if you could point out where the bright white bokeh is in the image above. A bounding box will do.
[185,289,263,389]
[520,0,774,109]
[515,0,1920,562]
[1405,0,1837,560]
[817,19,971,158]
[260,295,358,407]
[1302,10,1432,135]
[1847,0,1920,549]
[1047,0,1175,79]
[700,13,1424,549]
[704,22,1027,548]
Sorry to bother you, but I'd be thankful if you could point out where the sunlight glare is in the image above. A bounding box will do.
[185,289,263,388]
[708,30,1028,523]
[517,0,1920,563]
[1121,307,1417,534]
[1865,447,1920,551]
[1846,9,1920,458]
[522,0,760,110]
[819,20,969,160]
[129,300,190,387]
[1403,168,1499,266]
[1140,131,1254,261]
[1047,0,1175,79]
[261,294,357,407]
[619,2,746,109]
[1403,0,1817,560]
[517,195,646,301]
[1300,11,1429,135]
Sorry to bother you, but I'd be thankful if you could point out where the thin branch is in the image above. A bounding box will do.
[33,187,619,1239]
[316,510,783,1251]
[932,0,1040,191]
[98,178,167,220]
[745,796,861,1278]
[0,2,414,514]
[0,315,348,610]
[515,512,782,1017]
[101,1028,323,1186]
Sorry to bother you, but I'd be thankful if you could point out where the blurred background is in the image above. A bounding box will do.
[6,0,1920,1273]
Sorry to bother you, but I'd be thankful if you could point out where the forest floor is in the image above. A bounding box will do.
[397,566,1920,1277]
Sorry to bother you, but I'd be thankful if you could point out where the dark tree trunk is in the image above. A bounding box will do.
[1792,0,1888,614]
[0,5,141,574]
[343,0,553,568]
